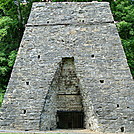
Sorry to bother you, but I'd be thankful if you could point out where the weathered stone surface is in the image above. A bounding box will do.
[0,2,134,133]
[28,2,114,25]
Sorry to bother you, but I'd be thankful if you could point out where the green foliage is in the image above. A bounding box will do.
[0,0,42,103]
[0,16,15,41]
[8,50,17,67]
[111,0,134,21]
[122,38,134,77]
[111,0,134,38]
[0,93,4,106]
[52,0,102,2]
[111,0,134,78]
[0,0,34,94]
[116,21,133,39]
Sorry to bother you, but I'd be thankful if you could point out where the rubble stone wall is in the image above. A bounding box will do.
[0,2,134,133]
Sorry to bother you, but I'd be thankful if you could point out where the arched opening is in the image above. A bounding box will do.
[56,57,84,129]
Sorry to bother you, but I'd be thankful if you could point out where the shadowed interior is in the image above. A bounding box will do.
[57,111,84,129]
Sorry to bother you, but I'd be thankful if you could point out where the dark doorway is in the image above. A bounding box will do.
[57,111,84,129]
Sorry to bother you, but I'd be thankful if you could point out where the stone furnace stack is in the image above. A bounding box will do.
[0,2,134,133]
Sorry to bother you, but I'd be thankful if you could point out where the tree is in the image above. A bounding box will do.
[111,0,134,77]
[0,0,41,106]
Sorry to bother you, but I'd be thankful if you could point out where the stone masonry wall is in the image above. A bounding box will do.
[39,57,84,130]
[0,2,134,133]
[56,57,83,112]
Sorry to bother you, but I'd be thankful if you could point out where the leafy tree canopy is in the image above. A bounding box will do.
[0,0,40,106]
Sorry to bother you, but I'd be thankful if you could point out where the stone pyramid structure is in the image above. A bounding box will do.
[0,2,134,133]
